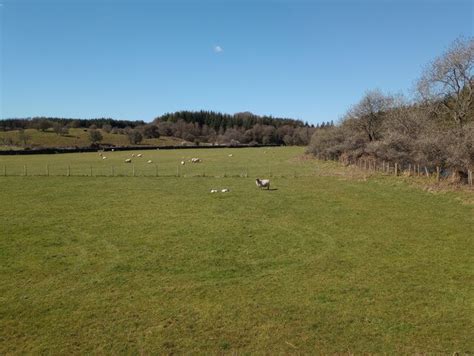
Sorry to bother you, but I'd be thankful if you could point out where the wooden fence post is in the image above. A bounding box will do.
[436,166,440,182]
[408,163,411,176]
[395,163,398,176]
[424,166,429,177]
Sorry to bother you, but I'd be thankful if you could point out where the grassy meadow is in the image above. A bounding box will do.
[0,147,473,353]
[0,128,184,150]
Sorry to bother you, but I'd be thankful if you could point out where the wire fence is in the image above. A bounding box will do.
[0,163,307,179]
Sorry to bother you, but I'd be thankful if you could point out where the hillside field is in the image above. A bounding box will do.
[0,128,185,150]
[0,147,473,353]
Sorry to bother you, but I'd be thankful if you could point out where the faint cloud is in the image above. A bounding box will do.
[213,45,223,53]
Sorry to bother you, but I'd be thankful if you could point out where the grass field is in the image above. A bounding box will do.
[0,128,185,150]
[1,147,473,353]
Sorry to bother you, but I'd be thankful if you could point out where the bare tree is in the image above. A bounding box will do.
[346,89,394,142]
[417,37,474,129]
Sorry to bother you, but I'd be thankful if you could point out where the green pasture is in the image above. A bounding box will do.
[0,128,184,150]
[0,146,311,178]
[0,147,472,353]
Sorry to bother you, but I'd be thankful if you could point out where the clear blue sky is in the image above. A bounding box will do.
[0,0,472,124]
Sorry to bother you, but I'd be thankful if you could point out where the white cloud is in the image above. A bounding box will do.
[213,45,223,53]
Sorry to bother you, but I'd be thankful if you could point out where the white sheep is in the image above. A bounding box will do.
[221,188,229,193]
[181,161,185,165]
[147,160,152,164]
[210,189,218,193]
[137,153,142,157]
[228,154,233,157]
[256,178,270,190]
[131,153,135,157]
[102,156,107,160]
[125,158,132,163]
[191,158,201,163]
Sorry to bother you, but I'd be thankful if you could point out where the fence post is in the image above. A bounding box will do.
[67,165,70,177]
[468,169,473,186]
[394,163,398,176]
[425,166,429,177]
[46,164,49,177]
[436,166,440,182]
[408,163,411,176]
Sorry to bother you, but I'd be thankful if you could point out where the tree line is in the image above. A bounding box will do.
[2,111,329,147]
[308,37,473,181]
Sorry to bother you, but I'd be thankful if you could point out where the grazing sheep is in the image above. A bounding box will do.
[147,160,152,164]
[191,158,201,163]
[132,154,135,157]
[137,153,142,157]
[99,152,103,156]
[125,158,132,163]
[228,154,233,157]
[210,189,218,193]
[181,161,185,165]
[221,188,229,193]
[256,178,270,190]
[102,156,107,160]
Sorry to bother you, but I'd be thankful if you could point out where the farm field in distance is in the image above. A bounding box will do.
[0,147,473,353]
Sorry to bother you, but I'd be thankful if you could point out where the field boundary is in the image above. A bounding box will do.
[0,144,280,155]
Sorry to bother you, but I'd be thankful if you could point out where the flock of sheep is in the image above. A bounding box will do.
[96,150,271,192]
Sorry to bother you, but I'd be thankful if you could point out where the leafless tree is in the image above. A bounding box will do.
[346,89,394,142]
[417,37,474,129]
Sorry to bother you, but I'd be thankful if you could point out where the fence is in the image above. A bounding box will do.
[0,163,304,179]
[333,155,473,186]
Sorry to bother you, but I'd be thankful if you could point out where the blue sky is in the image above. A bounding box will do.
[0,0,472,124]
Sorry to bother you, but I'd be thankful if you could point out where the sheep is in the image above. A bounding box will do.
[210,189,218,193]
[131,154,135,157]
[221,188,229,193]
[137,153,142,158]
[181,161,186,165]
[228,154,233,157]
[191,158,201,163]
[125,158,132,163]
[102,156,107,160]
[99,152,103,156]
[147,160,152,164]
[256,178,270,190]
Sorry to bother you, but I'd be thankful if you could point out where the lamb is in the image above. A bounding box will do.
[228,154,233,157]
[125,158,132,163]
[147,160,152,164]
[181,161,185,165]
[221,188,229,193]
[256,178,270,190]
[210,189,218,193]
[102,156,107,160]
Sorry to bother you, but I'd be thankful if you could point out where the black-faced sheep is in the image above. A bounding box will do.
[256,178,270,190]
